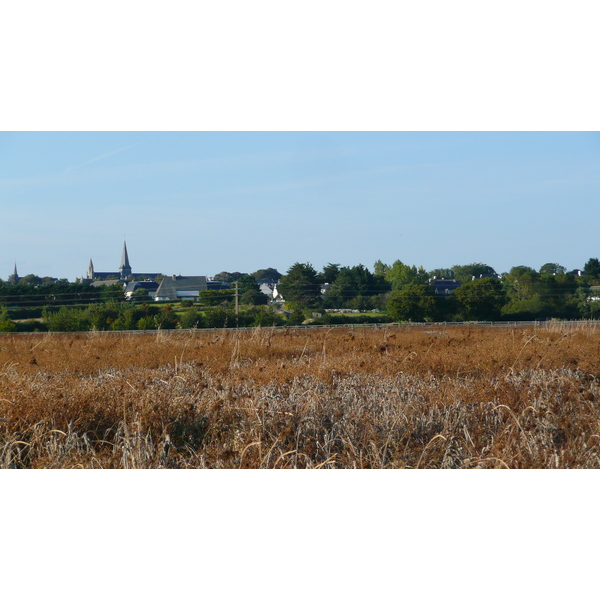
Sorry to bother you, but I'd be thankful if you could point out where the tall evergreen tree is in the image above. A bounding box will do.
[277,263,321,306]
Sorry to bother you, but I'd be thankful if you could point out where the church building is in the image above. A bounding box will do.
[84,241,229,300]
[85,242,160,282]
[7,263,19,284]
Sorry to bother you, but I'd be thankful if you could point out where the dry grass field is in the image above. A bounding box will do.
[1,323,600,468]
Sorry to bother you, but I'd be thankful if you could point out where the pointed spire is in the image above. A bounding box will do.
[8,263,19,284]
[119,240,132,278]
[87,258,94,280]
[120,241,131,270]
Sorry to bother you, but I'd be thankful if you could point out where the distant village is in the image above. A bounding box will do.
[4,241,599,305]
[82,241,285,304]
[5,241,284,303]
[4,241,600,328]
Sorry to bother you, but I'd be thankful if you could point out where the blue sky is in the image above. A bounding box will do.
[1,131,598,281]
[3,3,600,590]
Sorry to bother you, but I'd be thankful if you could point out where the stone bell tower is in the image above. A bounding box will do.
[119,241,132,279]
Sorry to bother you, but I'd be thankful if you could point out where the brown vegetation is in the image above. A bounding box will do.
[1,323,600,468]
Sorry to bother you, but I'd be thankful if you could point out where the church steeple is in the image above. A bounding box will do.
[8,263,19,284]
[87,258,94,280]
[119,241,132,278]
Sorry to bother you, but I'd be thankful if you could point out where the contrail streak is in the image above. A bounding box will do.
[62,141,144,174]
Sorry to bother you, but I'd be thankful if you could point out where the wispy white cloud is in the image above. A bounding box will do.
[62,141,145,174]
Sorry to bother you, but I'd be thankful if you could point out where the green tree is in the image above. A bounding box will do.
[501,296,552,320]
[326,264,379,307]
[452,278,505,321]
[251,306,283,327]
[85,304,119,330]
[348,295,377,311]
[373,260,387,278]
[583,258,600,282]
[213,271,245,283]
[100,283,125,302]
[204,307,234,328]
[382,260,429,290]
[285,303,307,325]
[251,268,282,281]
[198,289,235,306]
[538,271,579,317]
[19,274,43,285]
[237,275,267,306]
[451,263,496,283]
[0,305,16,332]
[539,263,566,275]
[154,305,178,329]
[112,304,156,331]
[320,263,341,284]
[577,286,600,319]
[131,288,152,301]
[137,316,156,330]
[371,263,392,300]
[179,307,204,329]
[429,268,455,279]
[387,284,437,322]
[277,263,321,306]
[43,306,89,332]
[503,266,540,302]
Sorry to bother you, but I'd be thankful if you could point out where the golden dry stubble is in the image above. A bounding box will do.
[0,324,599,468]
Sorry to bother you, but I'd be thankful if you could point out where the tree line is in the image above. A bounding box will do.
[276,258,600,322]
[1,258,600,332]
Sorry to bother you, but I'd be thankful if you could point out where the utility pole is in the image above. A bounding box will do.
[234,281,239,327]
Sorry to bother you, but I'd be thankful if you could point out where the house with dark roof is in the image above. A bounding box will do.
[124,280,160,300]
[154,276,207,301]
[429,277,462,295]
[154,276,229,301]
